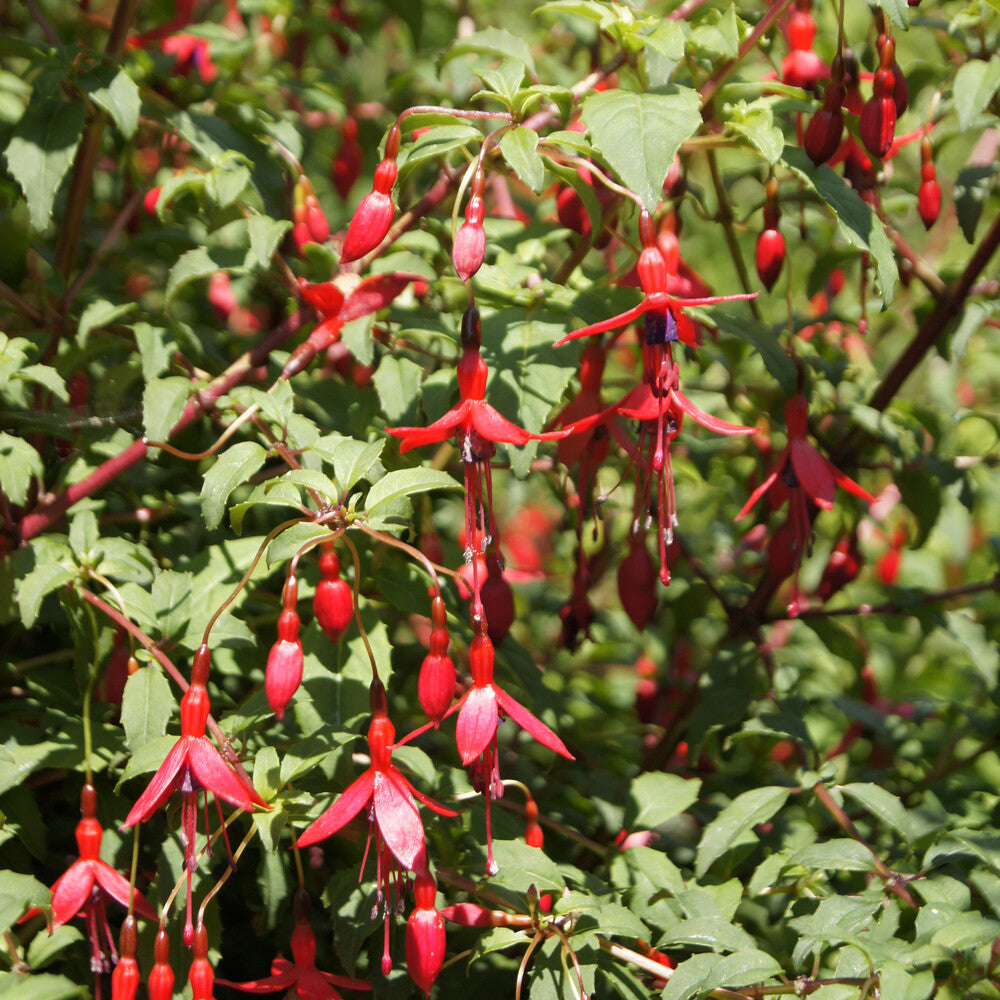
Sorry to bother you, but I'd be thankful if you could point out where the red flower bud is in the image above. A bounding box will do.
[524,798,543,849]
[803,83,844,165]
[143,186,162,216]
[617,535,658,630]
[419,599,456,722]
[756,228,786,291]
[480,554,514,646]
[291,220,312,257]
[859,93,896,160]
[148,927,174,1000]
[304,194,330,244]
[918,139,940,229]
[332,118,363,199]
[340,157,397,263]
[314,547,353,643]
[208,271,237,321]
[188,924,213,1000]
[112,917,140,1000]
[266,610,303,719]
[406,871,445,996]
[453,194,486,282]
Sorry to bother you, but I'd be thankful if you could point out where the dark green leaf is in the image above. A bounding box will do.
[121,668,175,752]
[16,560,75,629]
[446,27,536,75]
[0,432,43,507]
[838,783,910,842]
[200,441,268,530]
[78,64,140,138]
[696,786,790,877]
[142,376,190,444]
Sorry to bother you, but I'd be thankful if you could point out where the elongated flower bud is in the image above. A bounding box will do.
[111,917,140,1000]
[918,138,940,229]
[266,610,303,719]
[406,871,446,996]
[314,547,353,643]
[419,596,455,722]
[188,924,213,1000]
[340,126,400,263]
[148,927,174,1000]
[756,229,786,291]
[453,193,486,282]
[617,535,658,630]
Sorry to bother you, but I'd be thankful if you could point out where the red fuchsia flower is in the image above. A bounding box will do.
[51,783,156,973]
[340,125,400,263]
[313,543,353,644]
[296,680,457,975]
[266,574,304,720]
[121,644,268,946]
[735,395,875,608]
[406,871,446,996]
[444,620,573,874]
[218,889,372,1000]
[781,0,827,91]
[148,926,174,1000]
[189,923,214,1000]
[160,33,218,82]
[111,917,140,1000]
[386,305,566,619]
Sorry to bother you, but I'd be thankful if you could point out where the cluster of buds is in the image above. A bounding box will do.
[292,176,331,256]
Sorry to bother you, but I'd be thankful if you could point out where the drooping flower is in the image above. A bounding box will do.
[386,304,565,618]
[296,680,457,974]
[736,395,875,609]
[218,888,372,1000]
[121,644,268,946]
[445,620,572,874]
[50,783,156,974]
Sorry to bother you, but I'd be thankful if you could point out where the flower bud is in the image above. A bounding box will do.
[304,194,330,244]
[111,917,139,1000]
[266,610,303,719]
[406,871,446,996]
[419,599,455,722]
[148,927,174,1000]
[314,547,353,643]
[453,194,486,282]
[918,140,940,229]
[524,798,543,849]
[188,924,213,1000]
[480,555,514,646]
[340,154,397,263]
[617,535,658,630]
[803,83,844,165]
[756,228,786,291]
[859,91,896,160]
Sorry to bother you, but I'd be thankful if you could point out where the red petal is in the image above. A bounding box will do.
[341,274,415,322]
[214,971,297,994]
[296,771,375,848]
[50,862,94,926]
[790,439,835,510]
[495,689,574,759]
[553,302,650,347]
[121,737,190,828]
[455,685,499,764]
[614,385,658,422]
[92,862,157,920]
[373,771,427,872]
[188,738,268,810]
[321,972,373,992]
[469,402,531,446]
[830,465,876,504]
[297,969,342,1000]
[392,770,460,818]
[671,389,755,436]
[735,466,782,521]
[386,403,469,454]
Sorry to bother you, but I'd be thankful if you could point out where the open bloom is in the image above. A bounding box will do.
[736,395,875,608]
[51,784,156,973]
[296,680,457,974]
[386,305,566,618]
[445,620,572,874]
[218,889,371,999]
[121,644,268,945]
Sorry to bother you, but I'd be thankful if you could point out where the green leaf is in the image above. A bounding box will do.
[952,56,1000,132]
[142,376,190,444]
[0,973,86,1000]
[783,146,898,307]
[16,561,76,629]
[874,0,909,29]
[500,127,544,193]
[838,783,910,842]
[77,299,136,344]
[689,5,740,58]
[489,840,564,892]
[446,27,536,75]
[0,432,43,507]
[78,64,140,138]
[713,949,782,989]
[372,356,422,423]
[931,914,1000,951]
[0,871,51,936]
[582,89,701,211]
[117,734,177,787]
[248,215,291,268]
[26,925,83,971]
[15,364,67,401]
[660,953,722,1000]
[68,510,99,562]
[266,521,330,568]
[363,468,461,517]
[709,313,797,397]
[696,786,790,877]
[476,59,526,104]
[954,163,997,244]
[120,668,174,752]
[787,839,875,872]
[200,441,269,530]
[4,96,86,230]
[165,245,247,304]
[253,745,281,801]
[133,323,176,380]
[398,125,481,181]
[726,99,784,164]
[626,773,701,829]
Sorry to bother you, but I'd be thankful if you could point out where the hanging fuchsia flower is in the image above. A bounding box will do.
[386,305,566,617]
[736,394,875,609]
[406,870,446,996]
[296,680,457,974]
[121,644,268,946]
[445,620,572,874]
[218,889,372,1000]
[51,784,156,973]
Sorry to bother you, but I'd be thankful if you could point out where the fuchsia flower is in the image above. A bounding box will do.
[445,620,572,874]
[121,644,268,946]
[51,784,156,973]
[405,871,446,996]
[296,680,457,974]
[736,394,875,610]
[386,305,566,617]
[218,889,371,1000]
